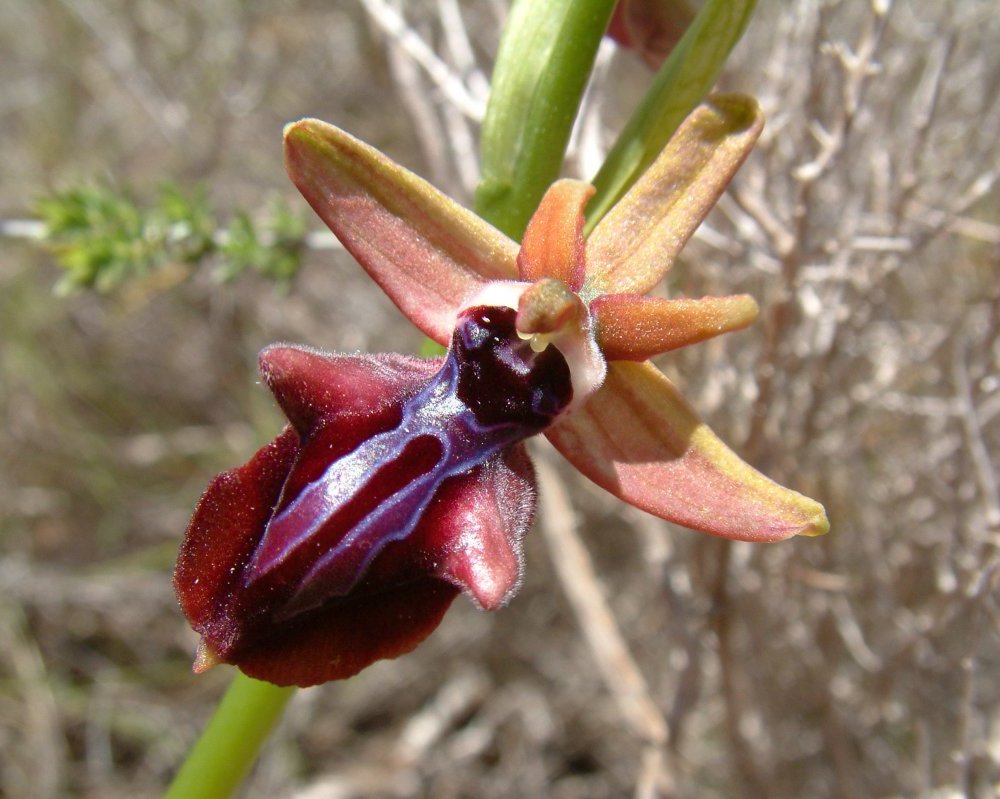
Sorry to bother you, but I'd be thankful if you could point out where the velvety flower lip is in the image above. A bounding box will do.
[176,304,576,686]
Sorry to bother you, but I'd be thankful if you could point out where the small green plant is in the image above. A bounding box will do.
[36,183,308,294]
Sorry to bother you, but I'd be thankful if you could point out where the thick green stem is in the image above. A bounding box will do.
[475,0,617,235]
[165,673,294,799]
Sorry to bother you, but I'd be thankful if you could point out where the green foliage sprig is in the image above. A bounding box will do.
[35,183,308,294]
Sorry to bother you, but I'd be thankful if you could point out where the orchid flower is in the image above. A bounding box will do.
[174,94,828,688]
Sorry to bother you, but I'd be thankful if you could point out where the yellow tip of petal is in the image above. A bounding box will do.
[801,505,831,537]
[282,117,312,141]
[192,639,221,674]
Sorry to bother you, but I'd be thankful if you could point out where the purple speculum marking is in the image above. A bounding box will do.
[246,305,572,619]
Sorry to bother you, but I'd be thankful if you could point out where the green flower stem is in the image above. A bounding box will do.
[475,0,618,236]
[165,673,294,799]
[586,0,757,229]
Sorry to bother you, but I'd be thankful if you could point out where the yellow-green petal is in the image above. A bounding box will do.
[547,361,829,542]
[584,94,763,297]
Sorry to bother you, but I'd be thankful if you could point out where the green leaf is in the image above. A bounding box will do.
[586,0,757,229]
[216,200,305,285]
[475,0,618,239]
[37,184,157,293]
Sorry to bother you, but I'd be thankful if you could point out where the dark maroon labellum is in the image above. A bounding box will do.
[248,305,571,615]
[456,306,573,426]
[177,304,572,684]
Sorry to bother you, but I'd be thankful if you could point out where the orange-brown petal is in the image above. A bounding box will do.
[591,293,758,360]
[518,179,594,292]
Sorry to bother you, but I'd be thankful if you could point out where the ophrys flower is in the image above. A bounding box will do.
[175,94,828,686]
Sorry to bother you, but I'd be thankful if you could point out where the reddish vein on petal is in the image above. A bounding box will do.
[284,119,519,345]
[546,361,829,542]
[517,179,594,292]
[584,95,764,297]
[591,293,759,361]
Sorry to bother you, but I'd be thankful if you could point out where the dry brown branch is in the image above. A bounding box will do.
[534,452,673,798]
[359,0,486,121]
[0,605,66,799]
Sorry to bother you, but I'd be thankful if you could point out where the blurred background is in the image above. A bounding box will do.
[2,1,998,797]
